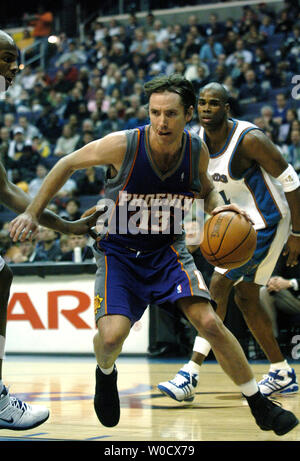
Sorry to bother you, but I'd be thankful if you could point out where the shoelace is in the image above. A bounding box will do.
[171,371,192,388]
[9,396,29,413]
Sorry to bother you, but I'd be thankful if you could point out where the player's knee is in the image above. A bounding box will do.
[196,311,223,341]
[96,318,129,353]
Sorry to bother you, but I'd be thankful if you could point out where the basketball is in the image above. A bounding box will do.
[200,211,257,269]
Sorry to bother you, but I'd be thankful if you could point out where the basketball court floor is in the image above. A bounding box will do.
[0,355,299,443]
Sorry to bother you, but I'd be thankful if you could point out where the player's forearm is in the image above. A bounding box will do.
[4,181,69,233]
[26,158,73,219]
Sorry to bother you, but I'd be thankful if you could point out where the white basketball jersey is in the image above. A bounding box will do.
[199,119,289,230]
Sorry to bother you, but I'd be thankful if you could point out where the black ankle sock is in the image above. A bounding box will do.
[243,390,263,406]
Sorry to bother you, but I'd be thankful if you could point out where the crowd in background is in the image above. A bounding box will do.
[0,1,300,263]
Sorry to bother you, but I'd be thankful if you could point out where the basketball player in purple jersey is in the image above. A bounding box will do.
[0,29,100,430]
[10,75,298,435]
[159,83,300,402]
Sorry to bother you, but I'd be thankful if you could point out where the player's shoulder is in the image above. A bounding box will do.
[238,124,269,152]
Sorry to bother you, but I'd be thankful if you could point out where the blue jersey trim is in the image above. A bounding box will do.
[206,120,237,158]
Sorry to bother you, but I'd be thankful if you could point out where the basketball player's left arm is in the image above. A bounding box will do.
[241,130,300,266]
[198,142,253,221]
[0,162,100,238]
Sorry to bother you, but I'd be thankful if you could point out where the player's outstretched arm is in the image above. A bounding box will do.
[9,132,127,242]
[0,161,103,238]
[241,130,300,266]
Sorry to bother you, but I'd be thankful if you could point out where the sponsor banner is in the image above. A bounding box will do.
[5,275,149,354]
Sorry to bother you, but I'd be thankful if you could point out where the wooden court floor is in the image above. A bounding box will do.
[0,355,299,443]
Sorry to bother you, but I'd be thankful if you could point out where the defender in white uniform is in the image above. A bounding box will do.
[202,118,291,285]
[159,83,300,401]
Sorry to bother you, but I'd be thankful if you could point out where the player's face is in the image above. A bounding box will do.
[149,91,193,145]
[197,89,229,129]
[0,42,18,90]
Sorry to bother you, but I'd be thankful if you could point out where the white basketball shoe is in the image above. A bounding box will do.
[158,368,198,402]
[258,368,299,397]
[0,386,49,430]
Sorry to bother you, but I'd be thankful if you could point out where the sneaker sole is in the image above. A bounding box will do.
[157,384,195,403]
[260,386,299,397]
[0,412,49,431]
[274,417,299,436]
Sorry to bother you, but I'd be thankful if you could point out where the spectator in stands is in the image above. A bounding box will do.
[277,108,299,144]
[54,174,77,200]
[63,87,84,120]
[129,28,149,55]
[151,19,169,45]
[260,251,300,338]
[58,234,71,258]
[239,69,264,104]
[180,32,201,61]
[222,75,241,116]
[17,65,37,91]
[2,113,15,136]
[96,106,125,139]
[29,5,53,39]
[54,124,80,157]
[75,131,95,150]
[35,226,62,262]
[203,13,225,39]
[51,69,73,94]
[259,62,283,90]
[190,64,210,94]
[60,198,82,222]
[18,115,40,142]
[259,14,276,39]
[259,105,279,141]
[222,29,239,56]
[28,163,48,198]
[244,24,266,47]
[29,82,48,107]
[275,8,294,34]
[60,234,94,262]
[238,6,260,36]
[15,236,47,263]
[281,24,300,60]
[285,129,300,173]
[226,38,253,66]
[75,166,105,196]
[125,106,149,130]
[101,63,118,91]
[7,127,27,161]
[11,144,41,184]
[273,92,290,125]
[55,40,87,67]
[168,24,185,52]
[199,36,224,63]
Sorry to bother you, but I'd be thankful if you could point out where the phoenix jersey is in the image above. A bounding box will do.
[199,119,289,230]
[97,125,202,251]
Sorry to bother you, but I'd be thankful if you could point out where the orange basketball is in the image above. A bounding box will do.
[200,211,257,269]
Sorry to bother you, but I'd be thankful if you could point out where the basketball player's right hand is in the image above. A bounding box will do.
[211,203,254,225]
[9,211,39,242]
